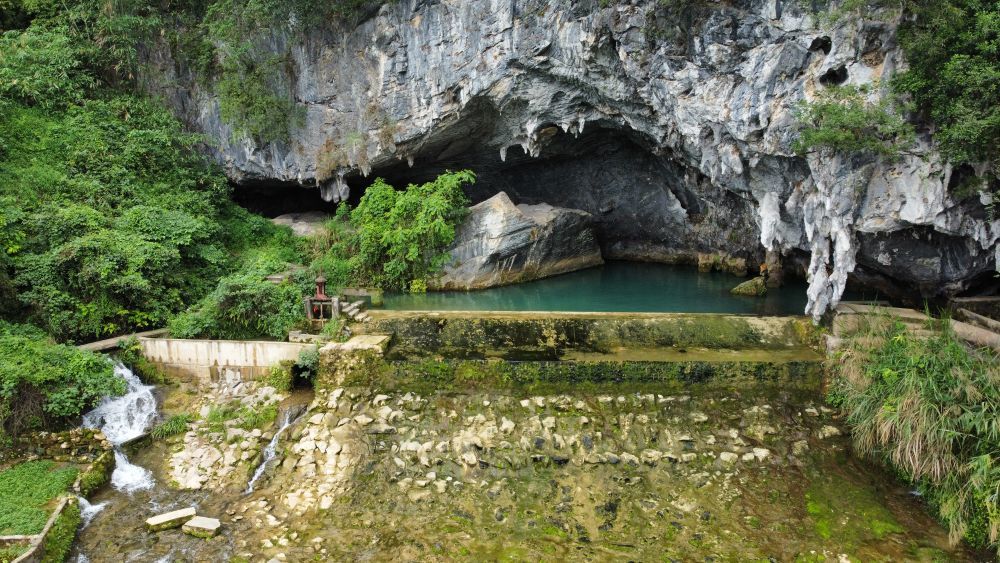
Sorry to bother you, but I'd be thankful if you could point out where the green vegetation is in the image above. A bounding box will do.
[173,0,376,142]
[829,314,999,553]
[116,336,164,384]
[150,413,194,439]
[294,346,320,383]
[168,232,311,340]
[797,0,1000,193]
[794,85,915,158]
[0,321,122,441]
[0,460,78,535]
[40,499,80,563]
[203,402,278,434]
[349,171,474,289]
[265,363,294,392]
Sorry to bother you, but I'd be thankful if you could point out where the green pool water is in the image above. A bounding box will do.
[383,261,813,315]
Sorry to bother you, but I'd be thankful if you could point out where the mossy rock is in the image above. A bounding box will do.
[730,277,767,297]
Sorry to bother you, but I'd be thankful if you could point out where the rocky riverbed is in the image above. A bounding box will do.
[75,379,973,561]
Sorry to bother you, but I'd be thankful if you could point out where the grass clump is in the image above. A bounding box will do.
[150,413,194,439]
[0,461,78,536]
[829,313,1000,553]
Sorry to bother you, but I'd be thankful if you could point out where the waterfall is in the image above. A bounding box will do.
[245,408,303,493]
[77,496,107,528]
[82,362,157,493]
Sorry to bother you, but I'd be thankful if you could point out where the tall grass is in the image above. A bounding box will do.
[829,313,1000,552]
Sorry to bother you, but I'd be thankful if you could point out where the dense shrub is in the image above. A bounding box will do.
[794,85,915,158]
[829,314,1000,553]
[168,231,311,340]
[0,322,122,441]
[349,170,474,289]
[0,95,244,341]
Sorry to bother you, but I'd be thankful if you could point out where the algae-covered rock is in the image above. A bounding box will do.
[182,516,221,538]
[146,507,196,532]
[730,277,767,297]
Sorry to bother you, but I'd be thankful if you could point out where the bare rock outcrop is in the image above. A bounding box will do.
[433,192,603,290]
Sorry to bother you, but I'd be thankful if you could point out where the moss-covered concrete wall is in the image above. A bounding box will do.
[361,312,819,360]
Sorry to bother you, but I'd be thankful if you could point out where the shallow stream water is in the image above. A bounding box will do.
[73,381,976,562]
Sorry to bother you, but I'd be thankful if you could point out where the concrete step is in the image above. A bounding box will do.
[146,507,196,532]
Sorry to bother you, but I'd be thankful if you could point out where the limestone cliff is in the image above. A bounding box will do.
[144,0,1000,318]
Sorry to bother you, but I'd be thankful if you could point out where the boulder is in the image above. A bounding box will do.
[730,277,767,297]
[433,192,604,290]
[146,507,196,532]
[271,211,330,237]
[182,516,221,538]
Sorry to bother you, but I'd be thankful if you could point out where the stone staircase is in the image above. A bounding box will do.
[340,299,371,324]
[830,302,1000,353]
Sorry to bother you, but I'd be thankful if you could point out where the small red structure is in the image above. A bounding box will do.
[304,276,338,329]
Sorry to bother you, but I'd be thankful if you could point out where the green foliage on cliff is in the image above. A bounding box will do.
[794,85,915,158]
[349,170,474,290]
[798,0,999,189]
[830,315,1000,553]
[0,321,122,441]
[894,0,1000,181]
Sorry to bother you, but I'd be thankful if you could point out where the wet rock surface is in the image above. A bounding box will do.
[434,192,604,290]
[77,383,973,561]
[167,376,285,491]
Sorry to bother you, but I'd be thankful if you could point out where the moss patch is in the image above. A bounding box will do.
[804,464,905,548]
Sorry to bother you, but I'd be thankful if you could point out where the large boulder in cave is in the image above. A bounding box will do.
[433,192,604,290]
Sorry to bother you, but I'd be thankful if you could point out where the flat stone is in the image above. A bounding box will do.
[146,507,196,532]
[182,516,221,538]
[817,425,842,439]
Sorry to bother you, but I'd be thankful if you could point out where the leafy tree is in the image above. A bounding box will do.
[349,170,474,289]
[894,0,1000,181]
[0,26,94,108]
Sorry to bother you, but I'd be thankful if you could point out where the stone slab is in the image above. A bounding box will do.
[182,516,221,538]
[146,507,196,531]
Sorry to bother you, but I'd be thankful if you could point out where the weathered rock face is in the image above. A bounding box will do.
[144,0,1000,317]
[433,192,603,290]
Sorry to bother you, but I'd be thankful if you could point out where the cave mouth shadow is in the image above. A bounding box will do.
[232,124,719,261]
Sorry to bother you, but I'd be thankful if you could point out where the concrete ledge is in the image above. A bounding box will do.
[139,338,311,382]
[360,311,819,360]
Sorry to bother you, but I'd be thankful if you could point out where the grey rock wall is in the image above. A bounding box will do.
[144,0,999,318]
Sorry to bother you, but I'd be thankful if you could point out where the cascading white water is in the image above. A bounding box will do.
[245,409,301,493]
[77,496,107,528]
[82,363,157,493]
